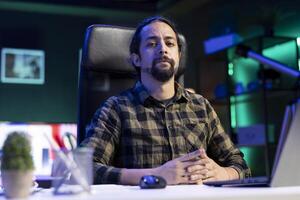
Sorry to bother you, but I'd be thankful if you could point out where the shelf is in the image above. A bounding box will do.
[225,35,298,177]
[211,88,297,104]
[236,143,276,148]
[245,36,295,50]
[234,89,296,103]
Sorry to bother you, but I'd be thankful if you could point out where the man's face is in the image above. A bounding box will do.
[132,21,180,82]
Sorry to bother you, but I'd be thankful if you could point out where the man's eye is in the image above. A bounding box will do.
[147,42,156,47]
[166,42,175,47]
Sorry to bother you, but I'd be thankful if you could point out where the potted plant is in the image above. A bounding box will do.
[1,131,34,199]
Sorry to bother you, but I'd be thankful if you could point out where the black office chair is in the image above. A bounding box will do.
[77,24,187,144]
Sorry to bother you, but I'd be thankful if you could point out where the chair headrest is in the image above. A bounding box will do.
[81,24,187,77]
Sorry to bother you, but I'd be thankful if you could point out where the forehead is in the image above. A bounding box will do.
[140,21,177,40]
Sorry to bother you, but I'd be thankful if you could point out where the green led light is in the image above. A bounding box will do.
[239,146,267,176]
[232,58,259,86]
[239,147,251,164]
[228,62,234,76]
[264,41,298,72]
[298,59,300,71]
[230,96,236,128]
[297,37,300,46]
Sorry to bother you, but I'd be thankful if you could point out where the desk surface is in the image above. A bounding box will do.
[3,184,298,200]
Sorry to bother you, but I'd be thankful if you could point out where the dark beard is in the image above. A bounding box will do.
[151,57,175,82]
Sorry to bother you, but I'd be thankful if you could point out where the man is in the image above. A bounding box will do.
[82,16,251,185]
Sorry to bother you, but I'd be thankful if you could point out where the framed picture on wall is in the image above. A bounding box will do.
[1,48,45,84]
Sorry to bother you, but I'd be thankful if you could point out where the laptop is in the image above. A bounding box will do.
[204,102,300,187]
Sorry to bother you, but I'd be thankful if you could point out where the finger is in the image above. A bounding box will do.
[186,164,205,173]
[178,167,189,177]
[183,160,213,175]
[203,177,217,183]
[197,158,210,166]
[187,179,203,185]
[180,164,201,178]
[203,162,214,170]
[176,166,195,177]
[188,173,204,182]
[189,168,209,176]
[199,148,208,159]
[179,175,190,184]
[188,170,212,181]
[204,170,215,179]
[181,159,204,169]
[186,165,203,173]
[178,149,201,162]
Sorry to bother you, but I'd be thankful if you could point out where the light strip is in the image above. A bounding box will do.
[0,1,149,18]
[297,37,300,46]
[228,62,234,76]
[230,96,237,128]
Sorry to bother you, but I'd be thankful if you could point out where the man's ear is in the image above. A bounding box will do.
[131,53,141,67]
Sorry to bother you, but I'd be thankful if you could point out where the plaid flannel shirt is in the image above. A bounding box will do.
[82,81,251,184]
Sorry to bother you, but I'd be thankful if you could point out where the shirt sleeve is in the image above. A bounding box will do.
[204,99,251,179]
[80,97,122,184]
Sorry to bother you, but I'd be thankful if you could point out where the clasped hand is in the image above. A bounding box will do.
[155,148,230,185]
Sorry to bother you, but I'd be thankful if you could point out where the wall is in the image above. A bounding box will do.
[1,0,299,132]
[0,11,96,122]
[0,9,147,123]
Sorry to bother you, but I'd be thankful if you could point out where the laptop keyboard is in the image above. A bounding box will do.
[203,176,269,187]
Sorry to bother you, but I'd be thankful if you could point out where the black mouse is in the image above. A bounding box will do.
[139,175,167,189]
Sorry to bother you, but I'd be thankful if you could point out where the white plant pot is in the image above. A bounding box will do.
[1,170,33,199]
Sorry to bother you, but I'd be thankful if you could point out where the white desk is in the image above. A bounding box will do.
[6,184,300,200]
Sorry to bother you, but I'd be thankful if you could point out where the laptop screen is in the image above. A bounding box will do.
[271,104,294,178]
[271,102,300,187]
[0,122,77,177]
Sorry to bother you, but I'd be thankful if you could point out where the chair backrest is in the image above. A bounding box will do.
[77,24,187,144]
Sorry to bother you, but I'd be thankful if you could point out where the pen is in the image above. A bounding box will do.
[63,132,76,150]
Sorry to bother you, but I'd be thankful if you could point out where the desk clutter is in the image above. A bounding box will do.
[0,126,93,198]
[0,184,300,200]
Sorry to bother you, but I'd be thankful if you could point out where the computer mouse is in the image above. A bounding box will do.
[139,175,167,189]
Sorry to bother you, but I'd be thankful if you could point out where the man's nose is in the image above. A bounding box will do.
[158,43,167,55]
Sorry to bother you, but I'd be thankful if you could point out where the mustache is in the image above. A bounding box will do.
[153,56,175,66]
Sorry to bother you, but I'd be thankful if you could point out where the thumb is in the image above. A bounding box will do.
[199,148,208,159]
